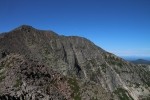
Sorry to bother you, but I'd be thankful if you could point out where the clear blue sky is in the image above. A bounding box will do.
[0,0,150,57]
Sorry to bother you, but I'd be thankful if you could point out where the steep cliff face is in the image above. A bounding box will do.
[0,25,150,100]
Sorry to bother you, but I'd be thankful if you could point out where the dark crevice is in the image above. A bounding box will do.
[24,72,51,79]
[0,94,21,100]
[74,56,82,74]
[1,51,9,58]
[69,42,82,77]
[61,43,68,63]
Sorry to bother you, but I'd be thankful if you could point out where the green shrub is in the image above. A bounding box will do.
[68,77,81,100]
[0,75,5,82]
[14,79,22,87]
[114,88,134,100]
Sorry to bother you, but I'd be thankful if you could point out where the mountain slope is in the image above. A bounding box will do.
[0,25,150,100]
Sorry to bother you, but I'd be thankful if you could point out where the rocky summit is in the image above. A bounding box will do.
[0,25,150,100]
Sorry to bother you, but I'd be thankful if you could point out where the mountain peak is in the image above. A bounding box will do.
[18,25,33,29]
[13,25,35,32]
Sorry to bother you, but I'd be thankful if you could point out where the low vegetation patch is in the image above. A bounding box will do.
[114,88,134,100]
[101,63,107,73]
[68,77,81,100]
[0,63,5,70]
[0,75,5,82]
[14,79,22,87]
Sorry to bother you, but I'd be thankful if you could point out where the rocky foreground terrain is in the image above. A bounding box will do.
[0,25,150,100]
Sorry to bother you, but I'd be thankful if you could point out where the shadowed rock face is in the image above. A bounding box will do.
[0,25,150,100]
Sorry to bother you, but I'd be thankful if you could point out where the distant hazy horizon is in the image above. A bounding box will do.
[120,56,150,61]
